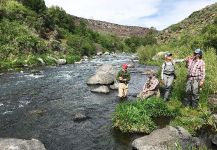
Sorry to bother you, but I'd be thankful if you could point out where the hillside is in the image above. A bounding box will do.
[0,0,155,70]
[158,3,217,43]
[74,16,152,37]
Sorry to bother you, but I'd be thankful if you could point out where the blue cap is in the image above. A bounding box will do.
[194,48,203,55]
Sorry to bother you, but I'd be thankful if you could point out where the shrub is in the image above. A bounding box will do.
[48,6,75,33]
[112,98,179,133]
[4,0,35,21]
[15,34,47,54]
[18,0,46,14]
[66,55,80,64]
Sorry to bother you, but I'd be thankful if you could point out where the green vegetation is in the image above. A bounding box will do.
[124,30,157,53]
[0,0,156,70]
[112,98,179,133]
[113,6,217,136]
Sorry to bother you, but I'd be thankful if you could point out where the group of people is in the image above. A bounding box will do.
[116,48,205,108]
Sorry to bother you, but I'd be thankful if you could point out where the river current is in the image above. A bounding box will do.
[0,54,157,150]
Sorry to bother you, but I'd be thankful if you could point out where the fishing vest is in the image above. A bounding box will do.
[163,62,175,75]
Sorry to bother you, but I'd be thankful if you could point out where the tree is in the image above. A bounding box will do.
[18,0,46,13]
[48,6,75,33]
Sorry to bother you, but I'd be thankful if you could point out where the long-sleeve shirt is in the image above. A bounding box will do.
[161,59,184,80]
[116,70,131,83]
[143,77,159,91]
[185,57,205,81]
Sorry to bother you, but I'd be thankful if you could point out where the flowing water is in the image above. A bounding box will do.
[0,54,158,150]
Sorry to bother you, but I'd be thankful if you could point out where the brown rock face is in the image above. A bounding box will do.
[73,16,154,37]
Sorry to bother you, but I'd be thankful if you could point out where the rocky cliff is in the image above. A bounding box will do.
[74,16,152,37]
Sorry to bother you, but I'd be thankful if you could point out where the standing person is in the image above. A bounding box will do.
[161,52,184,101]
[116,64,131,100]
[183,48,205,108]
[137,71,160,99]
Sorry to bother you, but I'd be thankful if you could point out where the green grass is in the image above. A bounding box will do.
[112,98,179,133]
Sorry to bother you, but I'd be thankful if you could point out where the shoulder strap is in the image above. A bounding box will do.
[164,61,175,70]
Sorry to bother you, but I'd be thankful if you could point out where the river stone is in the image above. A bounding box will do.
[91,86,110,94]
[83,56,88,59]
[132,126,196,150]
[128,63,135,68]
[87,64,117,85]
[73,112,89,122]
[37,58,45,65]
[110,82,119,90]
[29,109,47,117]
[104,51,110,55]
[211,134,217,145]
[97,52,103,56]
[0,138,46,150]
[56,59,67,65]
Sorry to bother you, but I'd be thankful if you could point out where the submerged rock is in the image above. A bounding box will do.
[29,109,47,117]
[132,126,199,150]
[73,112,89,122]
[91,86,110,94]
[0,138,46,150]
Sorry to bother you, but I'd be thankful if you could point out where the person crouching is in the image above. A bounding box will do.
[137,71,160,99]
[116,64,131,100]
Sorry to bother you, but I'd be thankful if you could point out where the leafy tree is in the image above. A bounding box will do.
[48,6,75,33]
[18,0,46,13]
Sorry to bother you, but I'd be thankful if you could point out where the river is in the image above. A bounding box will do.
[0,54,158,150]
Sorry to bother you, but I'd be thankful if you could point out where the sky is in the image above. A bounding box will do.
[44,0,217,30]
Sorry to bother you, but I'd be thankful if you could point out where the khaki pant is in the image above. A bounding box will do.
[137,90,160,99]
[118,83,128,98]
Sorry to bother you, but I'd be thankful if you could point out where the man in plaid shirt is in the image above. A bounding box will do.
[183,48,205,108]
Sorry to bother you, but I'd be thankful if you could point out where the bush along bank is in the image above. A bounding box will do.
[112,98,179,133]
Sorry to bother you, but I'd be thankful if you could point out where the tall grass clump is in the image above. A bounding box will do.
[112,98,179,133]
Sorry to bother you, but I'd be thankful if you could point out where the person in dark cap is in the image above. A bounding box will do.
[183,48,205,108]
[116,64,131,100]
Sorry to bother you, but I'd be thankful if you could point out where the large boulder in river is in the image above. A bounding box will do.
[132,126,198,150]
[87,64,117,85]
[91,86,110,94]
[0,138,46,150]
